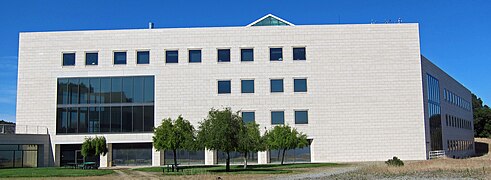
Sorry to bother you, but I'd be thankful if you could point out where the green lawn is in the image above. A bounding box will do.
[0,168,114,178]
[134,163,343,175]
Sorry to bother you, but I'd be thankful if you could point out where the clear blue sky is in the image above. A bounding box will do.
[0,0,489,122]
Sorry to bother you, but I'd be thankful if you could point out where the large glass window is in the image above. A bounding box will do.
[166,50,178,63]
[137,51,150,64]
[189,50,201,63]
[0,145,38,168]
[56,76,155,134]
[270,143,311,163]
[241,80,254,93]
[218,49,230,62]
[241,49,254,62]
[295,110,308,124]
[85,52,98,65]
[63,53,75,66]
[218,80,231,94]
[270,79,284,93]
[114,52,127,65]
[271,111,284,125]
[427,74,442,151]
[294,79,307,92]
[270,48,283,61]
[242,112,255,123]
[112,143,152,166]
[217,151,257,165]
[164,150,205,165]
[293,47,306,60]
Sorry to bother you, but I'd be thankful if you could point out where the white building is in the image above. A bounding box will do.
[14,14,474,167]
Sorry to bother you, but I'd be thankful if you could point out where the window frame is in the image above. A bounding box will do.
[241,111,255,123]
[294,110,309,124]
[217,80,231,94]
[269,47,283,61]
[240,48,254,62]
[84,51,99,66]
[165,50,179,64]
[293,47,307,61]
[271,110,285,125]
[62,52,76,66]
[217,48,231,63]
[136,50,150,65]
[188,49,202,63]
[241,79,255,94]
[270,79,284,93]
[113,51,127,65]
[293,78,308,93]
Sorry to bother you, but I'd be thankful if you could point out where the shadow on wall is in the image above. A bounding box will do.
[474,141,489,157]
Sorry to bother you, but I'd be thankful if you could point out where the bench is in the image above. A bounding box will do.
[162,163,180,173]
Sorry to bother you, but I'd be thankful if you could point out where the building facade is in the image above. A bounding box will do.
[15,14,474,167]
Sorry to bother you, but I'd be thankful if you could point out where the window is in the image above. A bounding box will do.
[294,79,307,92]
[293,47,306,60]
[137,51,150,64]
[114,52,127,65]
[295,110,308,124]
[166,50,178,63]
[218,49,230,62]
[270,48,283,61]
[189,50,201,63]
[218,80,231,94]
[241,49,254,61]
[271,111,284,124]
[242,112,255,123]
[270,79,284,93]
[85,52,98,65]
[63,53,75,66]
[241,80,254,93]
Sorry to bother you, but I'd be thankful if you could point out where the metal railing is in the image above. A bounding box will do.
[429,150,445,159]
[0,124,49,135]
[0,124,16,134]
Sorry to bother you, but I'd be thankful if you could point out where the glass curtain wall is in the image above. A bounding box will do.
[112,143,152,166]
[163,150,205,165]
[217,151,258,164]
[0,145,38,168]
[427,74,443,150]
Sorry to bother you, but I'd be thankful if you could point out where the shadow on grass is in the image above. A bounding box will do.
[475,141,489,157]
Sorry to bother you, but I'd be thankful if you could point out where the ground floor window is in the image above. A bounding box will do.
[0,144,38,168]
[164,150,205,165]
[217,151,258,164]
[270,145,311,163]
[112,143,152,166]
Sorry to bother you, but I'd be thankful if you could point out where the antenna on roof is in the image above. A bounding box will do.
[398,18,402,23]
[148,22,154,29]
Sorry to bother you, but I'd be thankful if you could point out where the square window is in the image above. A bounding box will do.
[218,49,230,62]
[293,47,306,60]
[85,52,98,65]
[137,51,150,64]
[189,50,202,63]
[242,112,255,123]
[294,79,307,92]
[270,79,284,93]
[114,52,127,65]
[241,80,254,93]
[271,111,284,125]
[63,53,75,66]
[295,111,308,124]
[241,49,254,61]
[270,48,283,61]
[218,80,231,94]
[166,50,178,63]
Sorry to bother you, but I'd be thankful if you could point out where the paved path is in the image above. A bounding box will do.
[266,166,361,180]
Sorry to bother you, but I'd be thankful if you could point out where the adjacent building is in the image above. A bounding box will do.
[13,14,474,167]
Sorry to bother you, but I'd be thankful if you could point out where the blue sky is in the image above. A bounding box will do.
[0,0,490,122]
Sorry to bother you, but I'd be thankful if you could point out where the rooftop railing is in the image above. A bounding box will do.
[0,124,48,135]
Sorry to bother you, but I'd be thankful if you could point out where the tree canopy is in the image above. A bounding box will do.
[237,121,265,169]
[265,125,309,165]
[81,136,108,159]
[473,94,491,137]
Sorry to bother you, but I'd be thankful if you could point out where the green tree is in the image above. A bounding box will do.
[153,115,195,171]
[81,136,108,161]
[237,122,265,169]
[197,108,242,172]
[265,125,308,165]
[472,94,491,137]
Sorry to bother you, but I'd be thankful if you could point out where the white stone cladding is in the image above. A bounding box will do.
[16,22,471,166]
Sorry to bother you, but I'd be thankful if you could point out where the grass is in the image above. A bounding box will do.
[134,163,342,175]
[0,167,114,178]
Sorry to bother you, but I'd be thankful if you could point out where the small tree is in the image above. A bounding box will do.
[197,108,242,172]
[237,122,265,169]
[265,125,308,165]
[81,136,108,162]
[153,115,195,171]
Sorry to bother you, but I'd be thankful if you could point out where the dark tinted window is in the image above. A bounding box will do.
[122,106,133,132]
[100,107,111,132]
[144,106,154,131]
[218,49,230,62]
[79,79,89,104]
[85,53,98,65]
[69,79,79,104]
[88,107,99,133]
[270,79,284,92]
[189,50,201,63]
[144,76,154,103]
[89,78,100,104]
[100,78,111,103]
[271,111,284,125]
[241,80,254,93]
[241,49,254,61]
[295,111,308,124]
[122,77,133,103]
[133,106,144,132]
[114,52,127,64]
[111,78,122,103]
[63,53,75,66]
[58,79,69,104]
[242,112,255,123]
[294,79,307,92]
[270,48,283,61]
[133,77,144,103]
[111,106,121,132]
[78,107,88,133]
[293,47,306,60]
[218,80,231,94]
[137,51,150,64]
[166,51,178,63]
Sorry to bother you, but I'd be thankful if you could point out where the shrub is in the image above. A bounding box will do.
[385,156,404,166]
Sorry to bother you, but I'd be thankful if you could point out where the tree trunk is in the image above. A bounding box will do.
[226,151,231,172]
[243,152,248,169]
[281,148,286,165]
[173,149,178,172]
